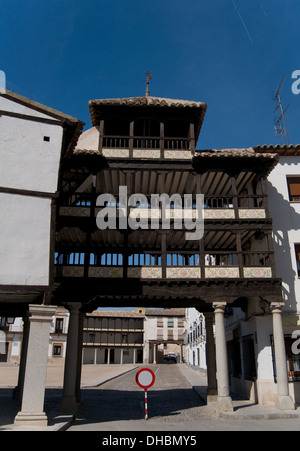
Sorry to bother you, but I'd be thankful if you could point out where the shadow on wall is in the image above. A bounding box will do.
[267,181,300,313]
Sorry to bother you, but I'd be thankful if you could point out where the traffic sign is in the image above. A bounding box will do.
[136,368,155,390]
[136,368,156,420]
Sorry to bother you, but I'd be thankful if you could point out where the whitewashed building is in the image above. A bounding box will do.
[187,145,300,407]
[184,308,206,370]
[0,90,83,426]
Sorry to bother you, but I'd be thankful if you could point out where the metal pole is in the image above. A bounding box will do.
[144,389,148,420]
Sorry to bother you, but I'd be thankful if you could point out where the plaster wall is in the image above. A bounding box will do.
[0,193,51,285]
[0,100,63,193]
[267,156,300,313]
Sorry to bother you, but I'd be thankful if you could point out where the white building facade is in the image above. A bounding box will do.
[185,146,300,407]
[184,308,206,371]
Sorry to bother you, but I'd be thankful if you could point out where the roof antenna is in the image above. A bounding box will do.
[144,71,152,97]
[273,75,290,145]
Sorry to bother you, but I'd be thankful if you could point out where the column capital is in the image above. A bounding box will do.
[270,302,284,314]
[212,302,227,313]
[66,302,82,313]
[28,304,56,323]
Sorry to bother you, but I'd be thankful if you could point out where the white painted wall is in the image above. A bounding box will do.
[267,156,300,314]
[0,113,63,193]
[0,95,65,287]
[0,193,51,285]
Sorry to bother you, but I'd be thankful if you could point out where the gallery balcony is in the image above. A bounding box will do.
[58,193,268,222]
[54,250,275,281]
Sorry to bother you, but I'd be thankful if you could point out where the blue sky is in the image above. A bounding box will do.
[1,0,300,149]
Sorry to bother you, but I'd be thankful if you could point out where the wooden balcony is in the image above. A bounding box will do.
[54,250,275,281]
[99,135,194,160]
[58,194,268,221]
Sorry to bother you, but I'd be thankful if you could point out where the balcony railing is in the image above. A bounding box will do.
[59,194,268,220]
[102,135,192,150]
[54,250,275,280]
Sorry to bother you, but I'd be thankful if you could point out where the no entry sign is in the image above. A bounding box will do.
[136,368,156,390]
[136,368,156,420]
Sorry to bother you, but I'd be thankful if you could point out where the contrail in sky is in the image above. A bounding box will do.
[231,0,254,45]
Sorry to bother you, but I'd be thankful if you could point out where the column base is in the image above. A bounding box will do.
[276,395,295,411]
[206,388,218,404]
[217,396,234,415]
[14,411,48,427]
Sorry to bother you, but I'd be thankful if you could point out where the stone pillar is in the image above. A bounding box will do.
[120,348,124,365]
[153,344,157,364]
[14,304,56,427]
[133,348,136,364]
[213,302,233,414]
[14,314,30,402]
[60,303,81,412]
[204,312,217,403]
[271,302,295,410]
[145,342,150,364]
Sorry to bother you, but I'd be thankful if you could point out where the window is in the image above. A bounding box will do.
[122,334,128,344]
[167,318,174,328]
[89,334,95,343]
[295,244,300,277]
[53,345,62,356]
[55,318,64,334]
[287,177,300,202]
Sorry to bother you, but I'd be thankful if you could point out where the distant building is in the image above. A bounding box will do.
[144,309,185,364]
[184,308,206,370]
[1,308,186,366]
[82,309,145,365]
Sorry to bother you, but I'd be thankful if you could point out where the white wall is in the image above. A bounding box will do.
[0,96,64,287]
[267,156,300,313]
[0,193,51,285]
[0,98,63,193]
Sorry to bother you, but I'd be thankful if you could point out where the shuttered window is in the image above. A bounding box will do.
[287,177,300,201]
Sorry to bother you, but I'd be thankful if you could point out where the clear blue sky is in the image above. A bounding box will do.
[1,0,300,149]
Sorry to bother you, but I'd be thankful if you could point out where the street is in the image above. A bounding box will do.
[68,365,300,432]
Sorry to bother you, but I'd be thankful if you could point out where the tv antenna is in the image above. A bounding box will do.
[273,75,290,145]
[144,71,152,97]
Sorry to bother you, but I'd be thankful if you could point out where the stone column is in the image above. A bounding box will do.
[14,314,30,402]
[60,303,81,412]
[204,312,217,403]
[153,344,157,364]
[145,342,150,364]
[213,302,233,414]
[14,304,56,427]
[271,302,295,410]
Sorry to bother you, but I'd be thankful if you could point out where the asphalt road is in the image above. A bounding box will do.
[68,364,300,432]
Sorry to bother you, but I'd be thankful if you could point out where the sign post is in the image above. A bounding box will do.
[136,368,156,420]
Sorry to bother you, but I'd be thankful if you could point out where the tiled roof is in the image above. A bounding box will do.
[253,144,300,155]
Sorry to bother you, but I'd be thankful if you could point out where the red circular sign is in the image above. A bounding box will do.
[136,368,156,390]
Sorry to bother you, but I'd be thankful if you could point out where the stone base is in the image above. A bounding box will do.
[207,388,218,404]
[14,412,48,427]
[217,396,234,415]
[275,395,295,411]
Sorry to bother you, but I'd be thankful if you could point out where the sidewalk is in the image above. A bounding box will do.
[179,364,300,420]
[0,364,138,431]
